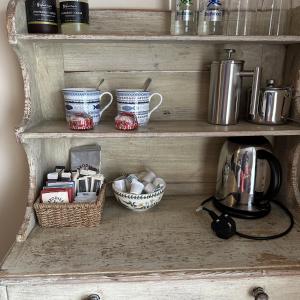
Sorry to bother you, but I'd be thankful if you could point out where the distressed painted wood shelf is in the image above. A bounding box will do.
[9,34,300,44]
[3,0,300,298]
[2,196,300,284]
[19,120,300,140]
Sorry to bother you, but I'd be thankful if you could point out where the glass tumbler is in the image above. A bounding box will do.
[225,0,259,35]
[257,0,292,35]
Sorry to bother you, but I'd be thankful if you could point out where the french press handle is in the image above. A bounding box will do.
[249,67,263,117]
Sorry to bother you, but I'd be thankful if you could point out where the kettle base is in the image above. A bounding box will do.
[213,198,271,219]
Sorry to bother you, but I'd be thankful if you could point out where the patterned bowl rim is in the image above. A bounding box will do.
[112,185,166,198]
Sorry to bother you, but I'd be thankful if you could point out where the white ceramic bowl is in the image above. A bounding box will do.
[112,184,166,212]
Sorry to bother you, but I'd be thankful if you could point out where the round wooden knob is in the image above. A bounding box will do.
[87,295,100,300]
[252,287,269,300]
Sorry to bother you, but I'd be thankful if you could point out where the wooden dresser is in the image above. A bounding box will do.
[2,1,300,299]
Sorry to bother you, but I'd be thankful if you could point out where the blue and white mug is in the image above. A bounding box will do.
[62,88,113,125]
[116,89,163,126]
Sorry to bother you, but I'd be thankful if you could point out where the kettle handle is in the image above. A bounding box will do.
[256,150,282,201]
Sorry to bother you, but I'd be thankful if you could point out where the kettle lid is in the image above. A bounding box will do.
[265,79,292,91]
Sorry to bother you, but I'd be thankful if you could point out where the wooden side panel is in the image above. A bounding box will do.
[284,44,300,119]
[43,137,223,196]
[13,42,44,135]
[15,140,44,242]
[281,45,300,206]
[290,6,300,36]
[6,276,300,300]
[6,0,27,39]
[275,136,300,206]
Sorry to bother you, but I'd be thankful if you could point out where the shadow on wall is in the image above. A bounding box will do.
[0,0,28,262]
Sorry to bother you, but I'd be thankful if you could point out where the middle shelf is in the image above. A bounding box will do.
[20,120,300,140]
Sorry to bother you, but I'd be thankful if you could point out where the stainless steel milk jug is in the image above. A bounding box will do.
[248,79,293,125]
[208,49,262,125]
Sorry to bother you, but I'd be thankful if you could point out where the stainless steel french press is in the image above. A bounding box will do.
[208,49,262,126]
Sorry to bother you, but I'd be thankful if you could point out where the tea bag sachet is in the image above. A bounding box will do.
[70,144,101,172]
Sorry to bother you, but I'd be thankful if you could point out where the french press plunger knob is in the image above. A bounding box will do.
[225,48,236,59]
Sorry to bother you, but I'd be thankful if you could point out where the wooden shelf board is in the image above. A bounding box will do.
[12,34,300,44]
[19,120,300,140]
[1,195,300,283]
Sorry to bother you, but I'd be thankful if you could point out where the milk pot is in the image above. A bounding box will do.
[248,79,293,125]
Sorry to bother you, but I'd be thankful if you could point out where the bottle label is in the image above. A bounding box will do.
[205,9,223,22]
[60,1,89,24]
[26,0,57,25]
[177,10,193,22]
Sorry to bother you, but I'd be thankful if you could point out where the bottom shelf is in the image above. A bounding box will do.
[2,195,300,282]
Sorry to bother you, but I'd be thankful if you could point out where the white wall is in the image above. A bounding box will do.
[0,0,166,262]
[0,0,28,262]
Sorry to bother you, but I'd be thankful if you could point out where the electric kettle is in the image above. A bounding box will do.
[214,137,282,219]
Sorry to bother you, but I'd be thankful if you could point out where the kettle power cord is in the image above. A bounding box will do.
[197,196,294,240]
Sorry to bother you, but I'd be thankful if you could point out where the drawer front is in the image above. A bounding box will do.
[6,276,300,300]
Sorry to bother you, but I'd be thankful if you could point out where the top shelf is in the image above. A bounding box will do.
[11,34,300,44]
[7,0,300,45]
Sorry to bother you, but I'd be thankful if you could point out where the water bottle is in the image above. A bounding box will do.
[198,0,224,35]
[171,0,197,35]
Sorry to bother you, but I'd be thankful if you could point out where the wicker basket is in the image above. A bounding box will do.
[34,184,106,228]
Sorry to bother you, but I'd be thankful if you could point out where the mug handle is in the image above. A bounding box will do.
[99,92,113,117]
[149,93,163,118]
